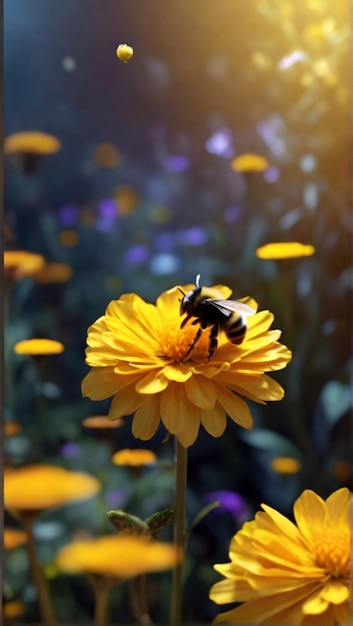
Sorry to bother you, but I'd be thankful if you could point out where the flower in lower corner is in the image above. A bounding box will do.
[82,282,291,447]
[209,487,351,625]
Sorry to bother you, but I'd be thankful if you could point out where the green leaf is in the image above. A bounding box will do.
[239,428,299,457]
[187,501,220,534]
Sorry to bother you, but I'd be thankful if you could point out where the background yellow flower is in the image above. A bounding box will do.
[55,535,182,579]
[82,284,291,447]
[210,487,350,625]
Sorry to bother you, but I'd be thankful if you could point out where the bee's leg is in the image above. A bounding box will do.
[208,323,219,358]
[183,325,202,359]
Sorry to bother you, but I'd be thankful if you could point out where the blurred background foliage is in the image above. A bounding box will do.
[3,0,352,623]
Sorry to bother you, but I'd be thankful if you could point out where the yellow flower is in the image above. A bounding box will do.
[3,600,25,620]
[4,421,22,437]
[112,448,157,466]
[116,44,134,63]
[4,131,61,174]
[93,142,121,168]
[55,535,182,579]
[13,338,65,355]
[4,528,27,550]
[210,487,350,625]
[270,456,301,474]
[230,153,269,174]
[256,242,316,259]
[32,262,73,284]
[82,283,291,448]
[82,415,124,429]
[4,250,45,280]
[4,131,61,155]
[4,465,101,514]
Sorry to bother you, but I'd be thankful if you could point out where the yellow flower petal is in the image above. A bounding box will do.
[135,370,169,394]
[132,396,161,440]
[160,384,193,434]
[302,590,329,615]
[184,375,217,409]
[321,581,350,605]
[293,490,327,544]
[200,402,227,437]
[215,385,253,429]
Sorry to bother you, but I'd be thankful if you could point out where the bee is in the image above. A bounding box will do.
[179,274,256,358]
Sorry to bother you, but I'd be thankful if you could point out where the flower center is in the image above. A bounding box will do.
[313,527,350,578]
[159,322,211,362]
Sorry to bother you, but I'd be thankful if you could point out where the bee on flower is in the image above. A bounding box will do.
[81,278,291,448]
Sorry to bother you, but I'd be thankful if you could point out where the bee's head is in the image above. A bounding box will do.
[178,274,202,315]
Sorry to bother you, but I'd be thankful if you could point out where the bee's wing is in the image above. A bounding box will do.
[204,299,256,317]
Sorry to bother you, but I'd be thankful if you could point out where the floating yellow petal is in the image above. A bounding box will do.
[256,242,316,259]
[112,448,157,466]
[4,465,101,512]
[14,338,64,356]
[231,153,269,173]
[116,44,134,63]
[56,534,182,579]
[210,487,350,625]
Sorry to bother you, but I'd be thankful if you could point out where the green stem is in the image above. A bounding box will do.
[22,514,56,625]
[93,583,110,626]
[129,576,153,625]
[169,439,187,626]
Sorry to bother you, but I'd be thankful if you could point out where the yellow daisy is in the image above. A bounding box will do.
[82,283,291,448]
[210,487,351,625]
[55,534,182,579]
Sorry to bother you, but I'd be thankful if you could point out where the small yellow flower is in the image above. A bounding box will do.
[4,131,61,155]
[231,153,269,174]
[113,185,140,215]
[93,142,121,168]
[13,338,65,356]
[4,528,27,550]
[270,456,301,474]
[256,242,316,259]
[33,262,73,284]
[112,448,157,467]
[116,44,134,63]
[82,283,291,447]
[59,230,79,247]
[4,250,45,280]
[210,487,351,625]
[4,421,22,437]
[4,131,61,174]
[3,600,25,620]
[4,465,101,514]
[56,534,182,579]
[82,415,124,429]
